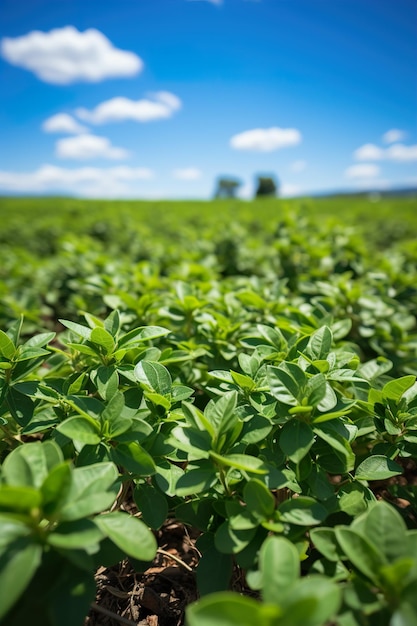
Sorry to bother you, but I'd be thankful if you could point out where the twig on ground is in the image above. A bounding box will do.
[90,602,138,626]
[157,548,193,572]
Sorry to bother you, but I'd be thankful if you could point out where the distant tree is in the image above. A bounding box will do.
[255,175,279,198]
[214,177,242,199]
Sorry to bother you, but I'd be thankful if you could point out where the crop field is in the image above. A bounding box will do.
[0,194,417,626]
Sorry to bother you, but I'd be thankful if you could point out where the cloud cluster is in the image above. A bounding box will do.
[76,91,182,124]
[56,134,130,160]
[230,127,302,152]
[354,143,417,162]
[345,164,380,179]
[281,183,301,197]
[1,26,143,84]
[172,168,202,180]
[0,165,154,197]
[42,113,88,134]
[382,129,406,144]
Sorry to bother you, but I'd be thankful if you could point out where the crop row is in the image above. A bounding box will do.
[0,197,416,625]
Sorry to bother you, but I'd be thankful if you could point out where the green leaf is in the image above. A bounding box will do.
[259,535,299,604]
[278,497,328,526]
[338,482,376,516]
[280,420,315,463]
[228,509,258,531]
[134,483,169,529]
[310,528,344,562]
[47,563,96,626]
[169,425,212,458]
[24,332,55,349]
[306,326,333,360]
[171,384,194,402]
[196,535,233,596]
[47,519,104,549]
[135,360,172,395]
[186,592,269,626]
[314,425,355,473]
[335,527,386,584]
[306,374,327,407]
[230,370,256,391]
[0,485,42,513]
[100,391,126,431]
[59,462,118,521]
[90,327,115,355]
[59,319,92,340]
[144,391,171,410]
[215,522,257,555]
[6,387,34,427]
[0,378,8,405]
[0,539,42,620]
[117,326,170,349]
[71,462,118,496]
[243,479,275,521]
[2,441,63,488]
[94,511,157,561]
[5,317,23,348]
[110,442,156,475]
[267,364,301,405]
[15,345,50,361]
[181,401,215,439]
[57,415,101,445]
[66,343,98,356]
[316,382,338,413]
[355,455,403,480]
[282,576,342,626]
[176,499,215,532]
[175,464,217,497]
[104,309,121,337]
[364,501,409,562]
[66,371,88,395]
[205,390,238,437]
[209,451,268,474]
[60,492,116,522]
[0,515,31,549]
[95,366,119,400]
[40,462,72,516]
[383,376,416,401]
[0,329,15,359]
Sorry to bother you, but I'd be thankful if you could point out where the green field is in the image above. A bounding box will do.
[0,194,417,626]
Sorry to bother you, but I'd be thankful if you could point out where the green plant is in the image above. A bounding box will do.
[0,441,156,625]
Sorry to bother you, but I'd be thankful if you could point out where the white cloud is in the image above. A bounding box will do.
[42,113,88,134]
[0,26,143,84]
[230,127,302,152]
[354,144,385,161]
[382,129,406,144]
[172,168,202,180]
[55,134,130,160]
[345,163,380,179]
[76,91,181,124]
[281,183,302,197]
[385,143,417,162]
[0,165,154,197]
[290,160,307,173]
[354,142,417,162]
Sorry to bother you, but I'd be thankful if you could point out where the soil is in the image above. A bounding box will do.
[85,521,200,626]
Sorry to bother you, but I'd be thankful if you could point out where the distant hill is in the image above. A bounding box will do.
[307,187,417,199]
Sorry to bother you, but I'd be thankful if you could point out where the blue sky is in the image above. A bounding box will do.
[0,0,416,198]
